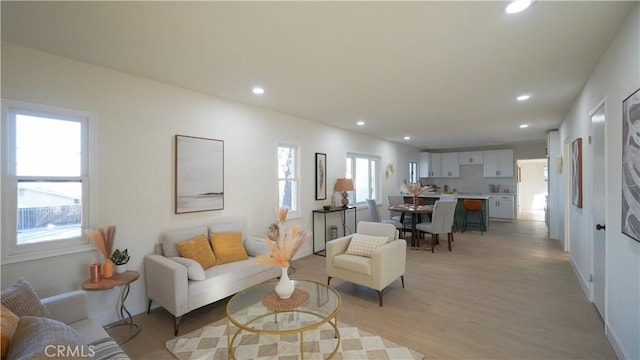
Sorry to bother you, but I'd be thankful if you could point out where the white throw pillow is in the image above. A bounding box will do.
[170,257,206,281]
[345,234,390,258]
[243,236,270,257]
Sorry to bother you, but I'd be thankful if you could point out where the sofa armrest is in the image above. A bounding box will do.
[144,254,189,317]
[371,239,407,290]
[41,290,89,325]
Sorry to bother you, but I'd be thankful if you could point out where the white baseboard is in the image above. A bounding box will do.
[606,323,631,360]
[569,256,591,300]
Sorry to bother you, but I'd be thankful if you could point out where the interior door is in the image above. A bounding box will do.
[590,101,606,319]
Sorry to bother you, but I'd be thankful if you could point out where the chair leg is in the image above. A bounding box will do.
[448,233,452,251]
[174,315,183,336]
[431,234,436,253]
[400,275,405,288]
[327,277,332,286]
[480,209,486,235]
[462,210,468,232]
[377,290,383,307]
[147,299,153,314]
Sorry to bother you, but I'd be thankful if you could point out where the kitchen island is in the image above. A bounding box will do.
[402,193,491,231]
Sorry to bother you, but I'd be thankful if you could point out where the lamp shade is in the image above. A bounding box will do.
[334,178,354,192]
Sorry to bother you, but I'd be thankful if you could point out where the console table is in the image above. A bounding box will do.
[312,206,356,256]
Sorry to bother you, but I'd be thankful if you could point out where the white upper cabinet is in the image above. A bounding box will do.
[483,149,514,177]
[458,151,484,165]
[441,152,459,178]
[419,152,442,178]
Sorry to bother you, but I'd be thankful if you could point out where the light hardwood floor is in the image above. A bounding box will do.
[122,220,616,359]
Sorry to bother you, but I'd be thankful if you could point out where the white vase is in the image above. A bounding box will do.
[275,266,294,299]
[115,264,127,274]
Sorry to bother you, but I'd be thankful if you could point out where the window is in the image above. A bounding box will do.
[346,153,379,204]
[277,143,299,216]
[409,161,418,183]
[1,100,95,263]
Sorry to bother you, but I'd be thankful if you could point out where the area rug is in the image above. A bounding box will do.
[166,318,425,360]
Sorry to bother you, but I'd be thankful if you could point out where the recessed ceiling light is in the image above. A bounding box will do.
[505,0,532,14]
[357,121,365,126]
[252,86,265,95]
[404,136,411,140]
[517,94,530,101]
[520,124,529,128]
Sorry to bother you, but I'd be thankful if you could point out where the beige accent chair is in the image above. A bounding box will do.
[326,221,406,306]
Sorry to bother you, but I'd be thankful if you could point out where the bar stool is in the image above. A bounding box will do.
[462,199,486,235]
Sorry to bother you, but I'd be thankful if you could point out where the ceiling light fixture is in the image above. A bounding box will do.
[404,136,411,140]
[252,86,265,95]
[517,94,530,101]
[520,124,529,128]
[505,0,532,14]
[357,121,365,126]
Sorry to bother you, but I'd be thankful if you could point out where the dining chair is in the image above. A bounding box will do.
[415,200,457,252]
[386,195,411,234]
[366,199,404,234]
[439,194,458,231]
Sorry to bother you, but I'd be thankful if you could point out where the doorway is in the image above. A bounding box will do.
[517,159,548,222]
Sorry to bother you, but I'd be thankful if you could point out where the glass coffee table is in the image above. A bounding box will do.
[226,279,341,359]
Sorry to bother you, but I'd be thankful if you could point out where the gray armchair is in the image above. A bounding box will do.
[326,221,406,306]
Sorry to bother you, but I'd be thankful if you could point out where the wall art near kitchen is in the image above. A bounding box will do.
[622,88,640,242]
[175,135,224,213]
[315,153,327,200]
[571,137,582,208]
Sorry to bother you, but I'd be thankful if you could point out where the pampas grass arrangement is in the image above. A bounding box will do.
[255,208,308,268]
[85,225,116,261]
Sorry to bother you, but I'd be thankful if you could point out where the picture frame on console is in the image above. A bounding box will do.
[315,153,327,200]
[622,88,640,242]
[175,135,224,213]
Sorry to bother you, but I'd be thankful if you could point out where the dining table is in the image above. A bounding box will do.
[388,204,434,248]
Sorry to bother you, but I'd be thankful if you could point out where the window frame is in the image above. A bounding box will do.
[409,161,418,183]
[346,152,380,205]
[276,142,301,218]
[1,99,97,263]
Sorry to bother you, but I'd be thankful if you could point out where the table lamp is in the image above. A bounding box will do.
[334,178,354,208]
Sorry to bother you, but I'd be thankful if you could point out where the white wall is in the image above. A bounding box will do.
[518,160,547,211]
[0,42,420,324]
[556,5,639,359]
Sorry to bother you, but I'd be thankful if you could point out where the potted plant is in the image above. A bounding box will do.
[110,248,130,274]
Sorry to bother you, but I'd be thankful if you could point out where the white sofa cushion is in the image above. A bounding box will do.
[243,236,270,257]
[189,259,272,296]
[170,257,206,281]
[161,226,209,258]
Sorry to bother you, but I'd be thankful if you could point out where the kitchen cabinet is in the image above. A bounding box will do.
[488,195,514,220]
[483,149,514,177]
[458,151,484,165]
[419,152,441,178]
[441,152,459,178]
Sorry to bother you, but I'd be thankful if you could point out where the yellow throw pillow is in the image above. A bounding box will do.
[176,234,217,270]
[1,304,19,359]
[210,232,248,264]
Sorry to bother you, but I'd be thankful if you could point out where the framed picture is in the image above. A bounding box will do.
[175,135,224,213]
[315,153,326,200]
[571,138,583,208]
[622,88,640,242]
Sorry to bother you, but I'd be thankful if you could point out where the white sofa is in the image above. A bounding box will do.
[144,217,279,335]
[2,289,129,360]
[326,221,406,306]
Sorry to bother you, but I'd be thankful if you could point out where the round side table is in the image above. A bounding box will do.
[82,270,141,344]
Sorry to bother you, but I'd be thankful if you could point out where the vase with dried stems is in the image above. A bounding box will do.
[255,208,308,299]
[85,226,116,279]
[401,180,435,206]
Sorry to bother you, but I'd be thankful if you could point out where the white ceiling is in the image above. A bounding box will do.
[1,1,634,150]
